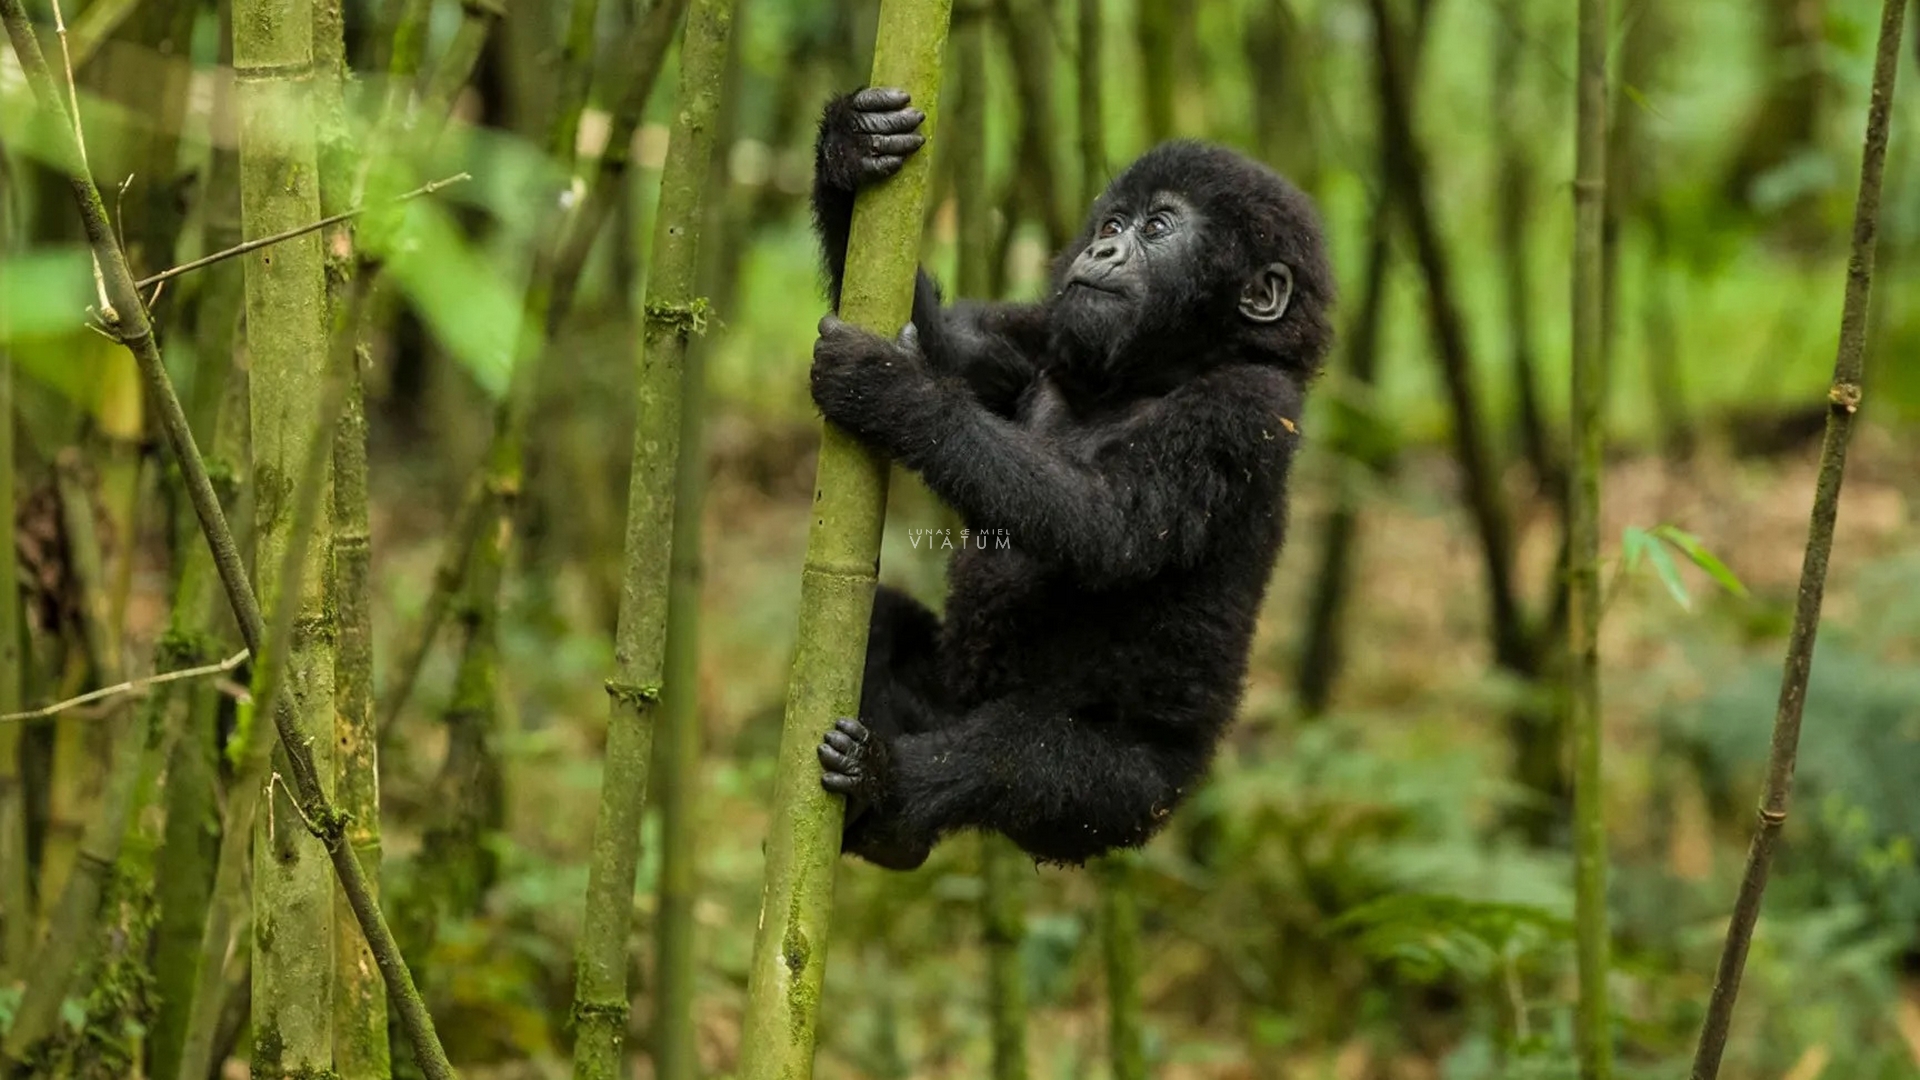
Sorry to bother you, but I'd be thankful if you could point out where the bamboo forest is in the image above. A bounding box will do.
[0,0,1915,1076]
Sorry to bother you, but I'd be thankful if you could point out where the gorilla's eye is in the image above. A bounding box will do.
[1140,214,1171,239]
[1097,217,1124,239]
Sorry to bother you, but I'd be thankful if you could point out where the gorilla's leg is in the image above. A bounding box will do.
[822,696,1197,869]
[858,584,948,737]
[838,585,957,868]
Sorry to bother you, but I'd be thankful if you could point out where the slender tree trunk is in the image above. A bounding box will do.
[150,95,248,1069]
[0,455,147,1069]
[649,5,747,1075]
[995,0,1071,250]
[1493,0,1556,491]
[0,144,27,979]
[1367,0,1562,837]
[1100,854,1145,1080]
[1569,0,1611,1073]
[570,1,734,1075]
[1723,0,1829,222]
[736,3,951,1077]
[1136,0,1172,143]
[1690,2,1907,1076]
[308,2,390,1074]
[1244,0,1320,195]
[233,0,338,1070]
[1293,5,1435,717]
[1366,0,1529,678]
[1075,0,1103,206]
[167,48,253,1061]
[151,363,247,1080]
[1294,204,1391,717]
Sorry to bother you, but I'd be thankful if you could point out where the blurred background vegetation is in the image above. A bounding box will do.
[1,0,1919,1076]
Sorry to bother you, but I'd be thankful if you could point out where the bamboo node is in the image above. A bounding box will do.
[1756,806,1788,827]
[1828,382,1862,413]
[605,680,663,708]
[643,296,713,337]
[571,1000,630,1030]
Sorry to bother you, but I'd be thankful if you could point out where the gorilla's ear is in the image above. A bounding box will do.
[1238,262,1294,324]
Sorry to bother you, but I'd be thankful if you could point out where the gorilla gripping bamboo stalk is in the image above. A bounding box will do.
[569,1,734,1076]
[1690,1,1907,1076]
[1568,0,1611,1073]
[736,3,951,1077]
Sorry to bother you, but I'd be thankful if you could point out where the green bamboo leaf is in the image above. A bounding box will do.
[1651,525,1751,598]
[1643,537,1691,610]
[1619,525,1651,574]
[382,200,518,399]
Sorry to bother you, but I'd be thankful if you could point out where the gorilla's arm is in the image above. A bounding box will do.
[812,332,1301,585]
[813,88,1044,416]
[908,276,1049,417]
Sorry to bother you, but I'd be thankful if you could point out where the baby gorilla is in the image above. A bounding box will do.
[809,87,1334,870]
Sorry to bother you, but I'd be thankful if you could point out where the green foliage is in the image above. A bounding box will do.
[1334,894,1571,987]
[1664,616,1920,937]
[382,197,519,398]
[1617,525,1750,612]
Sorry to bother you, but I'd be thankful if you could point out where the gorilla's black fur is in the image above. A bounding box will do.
[806,87,1334,869]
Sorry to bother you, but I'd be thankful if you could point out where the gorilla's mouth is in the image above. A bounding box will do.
[1066,278,1128,298]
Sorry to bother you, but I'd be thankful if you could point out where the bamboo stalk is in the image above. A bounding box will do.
[416,0,505,144]
[1689,1,1907,1076]
[1569,0,1611,1073]
[735,4,951,1077]
[648,242,709,1080]
[546,0,695,331]
[150,356,245,1080]
[0,6,459,1076]
[374,476,488,739]
[177,296,356,1080]
[979,838,1030,1080]
[569,1,735,1075]
[233,0,340,1068]
[1075,0,1102,207]
[1135,0,1172,144]
[308,3,390,1073]
[0,452,144,1068]
[0,174,27,977]
[153,44,247,1069]
[648,4,745,1073]
[1099,855,1146,1080]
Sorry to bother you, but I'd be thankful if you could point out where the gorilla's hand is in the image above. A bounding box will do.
[818,717,891,815]
[810,315,932,442]
[817,87,926,193]
[819,717,933,871]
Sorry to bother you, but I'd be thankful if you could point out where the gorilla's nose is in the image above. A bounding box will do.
[1089,240,1123,263]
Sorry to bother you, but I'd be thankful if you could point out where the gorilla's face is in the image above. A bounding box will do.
[1053,192,1213,371]
[1043,142,1333,394]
